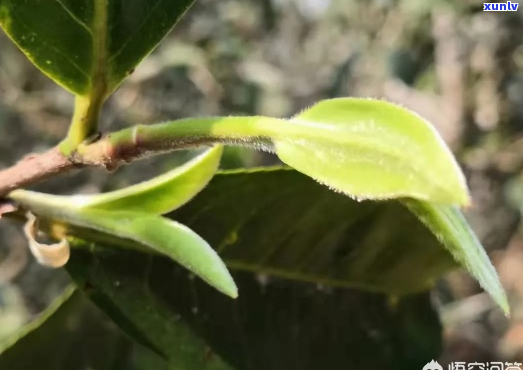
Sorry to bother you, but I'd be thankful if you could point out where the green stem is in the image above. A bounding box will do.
[74,115,346,169]
[110,116,283,147]
[0,115,317,195]
[59,0,108,155]
[59,96,104,154]
[75,116,298,166]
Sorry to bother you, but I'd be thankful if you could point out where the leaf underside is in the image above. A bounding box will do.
[71,145,223,214]
[10,167,505,308]
[147,98,470,205]
[168,167,506,312]
[66,249,442,370]
[2,168,504,368]
[10,168,458,295]
[274,98,470,205]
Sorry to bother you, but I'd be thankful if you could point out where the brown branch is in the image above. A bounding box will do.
[0,147,77,196]
[0,117,227,198]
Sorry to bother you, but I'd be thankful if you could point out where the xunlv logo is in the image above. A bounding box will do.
[483,1,519,10]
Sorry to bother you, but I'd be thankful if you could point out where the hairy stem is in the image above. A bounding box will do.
[75,115,333,169]
[74,116,278,169]
[0,115,291,197]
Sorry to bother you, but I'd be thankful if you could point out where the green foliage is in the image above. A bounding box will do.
[168,168,458,294]
[0,287,130,370]
[9,189,237,299]
[0,0,195,95]
[277,98,470,205]
[102,97,470,205]
[70,145,223,214]
[0,0,195,150]
[0,0,509,368]
[405,201,509,314]
[173,169,505,311]
[8,168,507,310]
[0,287,173,370]
[66,248,442,370]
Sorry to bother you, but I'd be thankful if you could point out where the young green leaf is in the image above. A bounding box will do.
[0,0,195,95]
[100,98,470,205]
[73,209,238,298]
[8,190,237,298]
[403,200,509,315]
[275,98,470,205]
[74,145,223,214]
[9,145,222,215]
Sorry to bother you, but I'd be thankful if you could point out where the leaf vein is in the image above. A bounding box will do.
[54,0,92,35]
[108,0,165,63]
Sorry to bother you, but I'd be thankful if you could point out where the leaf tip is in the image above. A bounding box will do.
[229,288,239,299]
[457,191,472,208]
[486,272,510,316]
[501,300,511,318]
[462,197,473,209]
[219,275,239,299]
[489,282,510,317]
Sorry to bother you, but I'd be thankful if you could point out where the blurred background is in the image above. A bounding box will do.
[2,0,523,363]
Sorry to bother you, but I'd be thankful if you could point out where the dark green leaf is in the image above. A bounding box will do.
[10,166,505,309]
[168,168,460,294]
[0,0,194,95]
[11,166,504,304]
[168,168,505,309]
[67,248,442,370]
[0,287,134,370]
[67,250,236,370]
